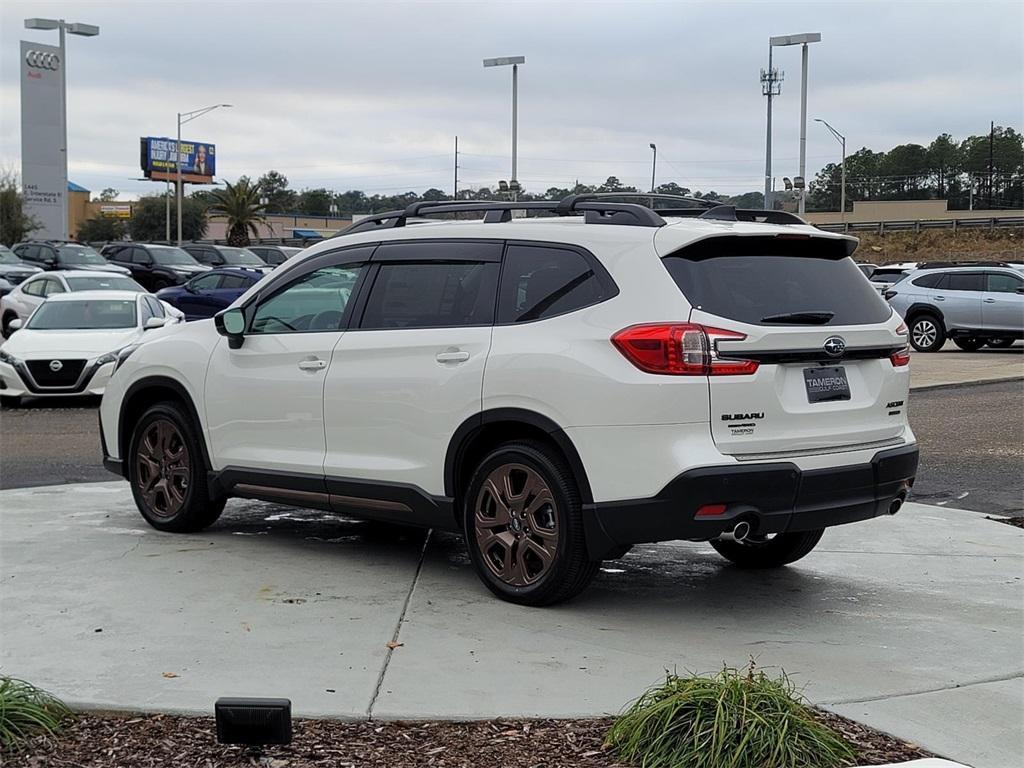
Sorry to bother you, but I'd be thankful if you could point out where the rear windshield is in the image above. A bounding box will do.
[663,236,891,326]
[66,276,145,292]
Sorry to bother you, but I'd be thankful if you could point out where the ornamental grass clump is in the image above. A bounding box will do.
[605,663,856,768]
[0,676,73,752]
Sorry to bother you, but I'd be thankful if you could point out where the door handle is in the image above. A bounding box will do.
[983,298,996,303]
[297,358,327,371]
[436,350,470,363]
[934,295,945,301]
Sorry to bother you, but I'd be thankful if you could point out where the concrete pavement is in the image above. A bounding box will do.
[1,482,1021,767]
[909,342,1022,390]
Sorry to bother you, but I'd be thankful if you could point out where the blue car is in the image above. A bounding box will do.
[155,267,262,321]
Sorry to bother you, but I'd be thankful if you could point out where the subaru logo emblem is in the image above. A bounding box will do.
[823,337,846,357]
[49,360,63,372]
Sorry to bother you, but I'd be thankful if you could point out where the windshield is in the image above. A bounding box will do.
[0,246,19,264]
[662,237,891,327]
[66,276,145,292]
[150,246,201,266]
[220,247,266,266]
[28,299,137,330]
[58,245,108,265]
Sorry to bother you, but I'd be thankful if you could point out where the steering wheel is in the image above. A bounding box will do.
[309,310,343,331]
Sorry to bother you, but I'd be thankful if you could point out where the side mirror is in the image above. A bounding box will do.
[144,316,167,330]
[9,318,22,332]
[185,283,197,294]
[215,307,245,349]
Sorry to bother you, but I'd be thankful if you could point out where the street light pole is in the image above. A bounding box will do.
[176,103,231,245]
[798,43,809,215]
[24,17,99,241]
[484,56,525,202]
[815,118,846,224]
[649,143,657,192]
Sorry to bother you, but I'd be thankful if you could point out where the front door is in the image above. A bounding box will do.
[204,259,369,474]
[982,271,1024,333]
[323,241,501,498]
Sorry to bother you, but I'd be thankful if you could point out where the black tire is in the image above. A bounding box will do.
[0,395,22,408]
[128,401,225,532]
[986,338,1014,349]
[908,314,946,352]
[953,337,986,352]
[463,440,600,606]
[710,529,824,569]
[1,312,18,339]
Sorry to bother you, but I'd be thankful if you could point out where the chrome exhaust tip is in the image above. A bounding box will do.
[717,520,752,543]
[888,493,907,515]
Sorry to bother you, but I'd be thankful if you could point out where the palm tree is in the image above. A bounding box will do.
[206,177,269,246]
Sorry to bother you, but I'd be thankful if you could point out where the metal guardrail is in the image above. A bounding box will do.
[816,216,1024,234]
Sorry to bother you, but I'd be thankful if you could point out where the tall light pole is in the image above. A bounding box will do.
[483,56,525,201]
[24,18,99,241]
[815,118,846,223]
[177,104,231,244]
[768,33,821,214]
[649,143,657,192]
[761,48,783,210]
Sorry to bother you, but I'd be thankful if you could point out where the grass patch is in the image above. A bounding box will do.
[605,662,856,768]
[0,677,72,752]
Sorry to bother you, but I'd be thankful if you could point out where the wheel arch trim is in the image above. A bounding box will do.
[444,408,593,505]
[118,375,212,478]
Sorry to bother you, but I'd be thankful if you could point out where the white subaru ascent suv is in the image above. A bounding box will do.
[99,195,919,605]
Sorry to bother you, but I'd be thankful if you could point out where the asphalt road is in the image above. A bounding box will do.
[1,383,1022,515]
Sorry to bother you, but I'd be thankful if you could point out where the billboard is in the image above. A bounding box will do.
[20,41,66,240]
[140,136,216,183]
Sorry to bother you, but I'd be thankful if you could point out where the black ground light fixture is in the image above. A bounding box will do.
[215,697,292,746]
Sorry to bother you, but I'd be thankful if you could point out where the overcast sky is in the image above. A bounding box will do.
[1,0,1021,201]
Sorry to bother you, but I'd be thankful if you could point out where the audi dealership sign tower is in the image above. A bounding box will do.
[20,40,66,240]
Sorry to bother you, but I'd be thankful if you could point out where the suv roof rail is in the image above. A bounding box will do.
[340,196,667,235]
[557,192,718,210]
[918,260,1011,269]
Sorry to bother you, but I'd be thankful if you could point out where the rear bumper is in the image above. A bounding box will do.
[583,444,919,559]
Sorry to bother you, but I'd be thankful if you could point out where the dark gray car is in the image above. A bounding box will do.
[0,245,43,296]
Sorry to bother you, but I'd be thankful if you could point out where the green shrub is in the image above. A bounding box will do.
[0,677,72,752]
[605,663,855,768]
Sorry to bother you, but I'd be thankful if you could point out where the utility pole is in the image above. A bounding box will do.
[761,47,783,210]
[797,42,809,215]
[988,120,994,208]
[649,143,657,193]
[453,136,459,200]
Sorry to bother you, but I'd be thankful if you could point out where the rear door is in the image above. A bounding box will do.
[661,236,908,457]
[982,271,1024,332]
[323,240,500,497]
[939,272,984,330]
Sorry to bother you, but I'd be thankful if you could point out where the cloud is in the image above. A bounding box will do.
[2,0,1020,199]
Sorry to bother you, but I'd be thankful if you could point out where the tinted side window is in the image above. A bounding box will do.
[139,297,155,324]
[190,273,222,290]
[360,262,498,330]
[219,274,251,290]
[23,278,46,296]
[912,273,946,289]
[131,247,151,265]
[44,278,65,296]
[946,273,985,292]
[498,245,609,323]
[251,264,364,334]
[987,272,1023,293]
[146,296,165,317]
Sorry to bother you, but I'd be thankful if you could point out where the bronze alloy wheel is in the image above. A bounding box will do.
[135,418,191,518]
[474,463,559,587]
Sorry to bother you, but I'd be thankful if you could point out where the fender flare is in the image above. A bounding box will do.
[118,375,212,472]
[444,408,593,504]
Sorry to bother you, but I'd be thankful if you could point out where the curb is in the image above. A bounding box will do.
[910,374,1022,393]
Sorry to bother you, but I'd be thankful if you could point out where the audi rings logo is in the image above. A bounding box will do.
[25,50,61,71]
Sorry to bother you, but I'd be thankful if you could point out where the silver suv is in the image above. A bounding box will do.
[885,264,1024,351]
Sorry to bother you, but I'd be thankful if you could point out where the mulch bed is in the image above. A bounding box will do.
[4,710,935,767]
[988,515,1024,528]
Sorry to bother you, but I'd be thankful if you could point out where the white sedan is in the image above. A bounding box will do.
[0,291,180,405]
[0,270,182,338]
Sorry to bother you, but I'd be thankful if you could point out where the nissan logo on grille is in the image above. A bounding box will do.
[49,360,63,372]
[823,336,846,357]
[25,50,61,71]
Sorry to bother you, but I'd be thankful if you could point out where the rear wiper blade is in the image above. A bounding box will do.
[761,311,835,324]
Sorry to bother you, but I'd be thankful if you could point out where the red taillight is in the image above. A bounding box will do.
[611,323,759,376]
[696,503,728,517]
[890,346,911,367]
